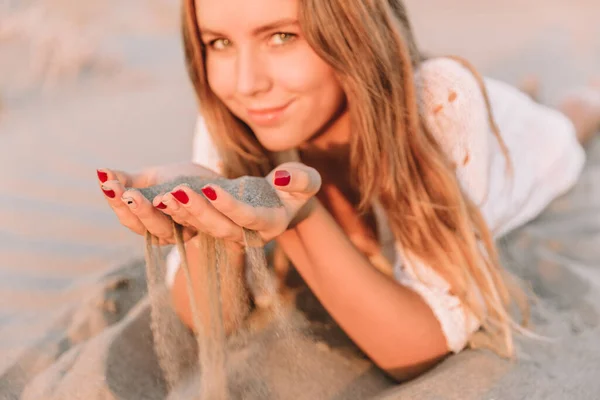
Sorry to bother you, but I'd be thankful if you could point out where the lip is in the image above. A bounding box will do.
[246,100,294,126]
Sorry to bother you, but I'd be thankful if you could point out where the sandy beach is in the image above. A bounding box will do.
[1,0,600,399]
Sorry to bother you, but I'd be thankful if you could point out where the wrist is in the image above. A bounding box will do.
[286,197,318,231]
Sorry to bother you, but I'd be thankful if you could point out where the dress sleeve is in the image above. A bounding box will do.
[415,57,491,206]
[392,58,493,353]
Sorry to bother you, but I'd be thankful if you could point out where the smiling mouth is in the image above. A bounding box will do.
[246,100,294,126]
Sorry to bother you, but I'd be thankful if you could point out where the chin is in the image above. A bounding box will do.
[254,129,303,153]
[261,141,297,153]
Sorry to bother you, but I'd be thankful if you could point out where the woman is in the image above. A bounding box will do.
[97,0,600,381]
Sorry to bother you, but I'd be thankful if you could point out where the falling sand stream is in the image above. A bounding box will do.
[132,175,393,400]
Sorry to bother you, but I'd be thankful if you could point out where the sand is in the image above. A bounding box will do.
[2,0,600,399]
[138,176,285,399]
[135,176,392,399]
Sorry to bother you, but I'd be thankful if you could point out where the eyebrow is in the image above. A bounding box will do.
[200,18,299,37]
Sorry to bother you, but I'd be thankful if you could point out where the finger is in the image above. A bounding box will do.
[164,185,244,242]
[99,180,146,235]
[200,184,287,232]
[270,163,322,196]
[150,195,198,241]
[96,168,150,188]
[96,163,223,189]
[119,188,177,240]
[153,192,194,228]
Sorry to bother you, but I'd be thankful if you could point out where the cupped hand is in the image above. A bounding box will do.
[151,162,322,244]
[97,163,220,245]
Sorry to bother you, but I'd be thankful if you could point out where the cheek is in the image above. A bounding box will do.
[282,57,345,124]
[205,57,236,100]
[274,49,338,96]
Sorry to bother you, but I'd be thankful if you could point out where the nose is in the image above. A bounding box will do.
[235,47,271,97]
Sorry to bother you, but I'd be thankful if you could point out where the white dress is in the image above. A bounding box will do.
[165,58,586,353]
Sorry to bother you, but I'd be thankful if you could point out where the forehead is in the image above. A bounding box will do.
[195,0,298,32]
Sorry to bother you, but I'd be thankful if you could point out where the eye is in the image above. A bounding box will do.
[269,32,297,46]
[207,38,232,50]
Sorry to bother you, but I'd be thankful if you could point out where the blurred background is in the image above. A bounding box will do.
[0,0,599,386]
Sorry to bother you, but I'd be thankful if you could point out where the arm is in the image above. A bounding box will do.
[276,199,449,381]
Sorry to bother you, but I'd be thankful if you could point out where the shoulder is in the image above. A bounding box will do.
[416,57,481,85]
[415,57,487,119]
[193,114,215,149]
[192,114,223,173]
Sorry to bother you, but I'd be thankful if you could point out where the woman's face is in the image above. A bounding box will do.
[196,0,347,152]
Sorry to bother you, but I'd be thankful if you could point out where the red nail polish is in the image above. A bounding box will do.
[97,170,108,183]
[171,190,189,204]
[274,170,291,186]
[201,186,217,201]
[102,188,115,198]
[156,202,167,209]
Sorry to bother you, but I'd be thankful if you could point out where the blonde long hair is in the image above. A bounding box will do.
[181,0,529,356]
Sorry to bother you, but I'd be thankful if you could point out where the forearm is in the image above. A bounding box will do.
[276,200,448,378]
[171,239,249,335]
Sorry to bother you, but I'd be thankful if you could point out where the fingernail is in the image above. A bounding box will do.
[171,189,189,204]
[201,186,217,201]
[123,197,137,209]
[97,169,108,183]
[274,170,291,186]
[102,187,116,198]
[156,202,167,210]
